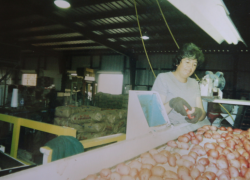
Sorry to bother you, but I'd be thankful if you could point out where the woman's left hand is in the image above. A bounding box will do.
[185,107,202,124]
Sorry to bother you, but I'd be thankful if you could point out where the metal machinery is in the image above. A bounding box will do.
[0,148,35,177]
[200,71,250,127]
[2,90,210,180]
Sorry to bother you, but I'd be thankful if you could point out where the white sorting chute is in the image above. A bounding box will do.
[126,91,172,140]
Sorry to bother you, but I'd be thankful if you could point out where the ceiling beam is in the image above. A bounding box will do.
[23,0,134,57]
[20,36,89,44]
[63,6,177,23]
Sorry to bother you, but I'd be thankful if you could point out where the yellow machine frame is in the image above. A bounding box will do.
[0,113,76,158]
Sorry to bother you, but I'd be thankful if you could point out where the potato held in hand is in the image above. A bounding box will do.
[184,105,195,119]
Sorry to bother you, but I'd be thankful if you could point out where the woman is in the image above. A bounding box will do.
[152,43,206,125]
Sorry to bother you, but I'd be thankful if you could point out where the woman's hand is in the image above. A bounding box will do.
[169,97,192,116]
[185,107,202,124]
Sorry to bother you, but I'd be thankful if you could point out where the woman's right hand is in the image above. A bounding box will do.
[169,97,192,116]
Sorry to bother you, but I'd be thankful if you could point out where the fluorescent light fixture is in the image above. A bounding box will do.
[141,36,149,40]
[54,0,71,9]
[71,73,77,76]
[167,0,246,46]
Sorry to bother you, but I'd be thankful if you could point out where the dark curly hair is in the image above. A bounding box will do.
[172,43,204,69]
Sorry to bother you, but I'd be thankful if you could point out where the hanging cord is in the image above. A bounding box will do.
[156,0,204,82]
[133,0,156,78]
[195,75,234,122]
[156,0,179,49]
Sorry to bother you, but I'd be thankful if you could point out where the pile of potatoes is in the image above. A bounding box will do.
[85,125,250,180]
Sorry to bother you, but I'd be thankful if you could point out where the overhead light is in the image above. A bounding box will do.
[54,0,71,9]
[141,36,149,40]
[167,0,246,46]
[141,31,150,40]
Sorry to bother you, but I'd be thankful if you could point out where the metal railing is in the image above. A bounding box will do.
[0,113,76,158]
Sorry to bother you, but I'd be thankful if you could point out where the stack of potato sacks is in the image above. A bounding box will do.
[54,105,127,140]
[94,92,128,110]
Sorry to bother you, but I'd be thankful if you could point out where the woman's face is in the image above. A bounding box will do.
[176,58,197,78]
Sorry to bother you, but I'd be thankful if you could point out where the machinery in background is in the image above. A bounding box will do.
[199,71,240,127]
[200,71,225,99]
[64,68,95,106]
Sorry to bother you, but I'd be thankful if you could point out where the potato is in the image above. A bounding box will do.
[153,154,168,164]
[244,168,250,179]
[216,169,229,177]
[239,158,248,168]
[202,171,216,180]
[191,145,206,156]
[229,166,239,178]
[162,170,178,179]
[188,131,195,137]
[121,176,135,180]
[141,153,153,158]
[226,153,236,160]
[190,167,200,179]
[129,168,138,177]
[182,159,194,169]
[141,164,153,170]
[205,166,218,175]
[229,159,241,169]
[188,151,198,160]
[191,138,200,145]
[242,152,250,160]
[195,134,203,142]
[240,166,248,177]
[204,142,216,152]
[212,133,221,139]
[183,133,192,140]
[177,166,190,179]
[207,149,219,159]
[178,142,190,150]
[197,158,209,166]
[167,140,178,148]
[172,152,181,160]
[215,146,223,155]
[110,173,122,180]
[159,150,171,158]
[218,173,230,180]
[149,149,159,156]
[204,132,212,139]
[216,158,228,169]
[86,174,98,180]
[195,176,209,180]
[151,166,165,177]
[178,136,189,143]
[100,169,112,179]
[181,155,195,164]
[116,163,131,176]
[129,160,142,171]
[231,177,247,180]
[141,157,157,166]
[195,164,205,173]
[139,168,152,180]
[148,176,163,180]
[168,155,177,167]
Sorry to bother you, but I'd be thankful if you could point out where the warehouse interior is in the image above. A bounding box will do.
[1,0,250,178]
